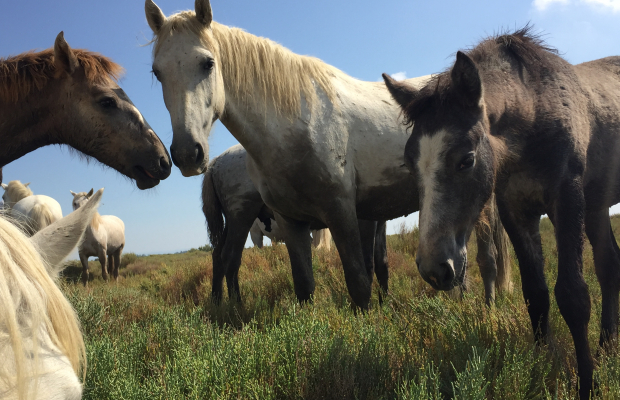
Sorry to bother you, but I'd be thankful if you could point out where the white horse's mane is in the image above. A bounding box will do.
[0,218,85,399]
[152,11,338,118]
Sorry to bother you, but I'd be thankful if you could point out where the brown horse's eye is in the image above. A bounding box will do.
[98,97,117,109]
[458,153,475,171]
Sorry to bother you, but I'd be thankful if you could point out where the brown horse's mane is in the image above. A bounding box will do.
[400,25,560,127]
[0,48,124,103]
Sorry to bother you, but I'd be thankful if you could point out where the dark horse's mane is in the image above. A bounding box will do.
[0,49,123,103]
[400,25,560,127]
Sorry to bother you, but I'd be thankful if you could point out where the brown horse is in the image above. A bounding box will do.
[384,27,620,398]
[0,32,171,189]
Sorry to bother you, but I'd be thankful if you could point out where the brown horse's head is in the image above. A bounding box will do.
[48,33,171,189]
[383,52,498,291]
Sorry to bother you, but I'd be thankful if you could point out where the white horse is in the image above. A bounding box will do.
[2,181,63,235]
[0,188,103,400]
[146,0,511,307]
[250,217,331,250]
[71,189,125,285]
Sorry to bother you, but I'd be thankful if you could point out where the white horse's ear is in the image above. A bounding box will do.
[145,0,167,34]
[23,182,30,187]
[31,188,104,276]
[1,183,7,190]
[53,31,79,75]
[382,73,419,110]
[195,0,212,27]
[87,188,94,198]
[70,190,77,196]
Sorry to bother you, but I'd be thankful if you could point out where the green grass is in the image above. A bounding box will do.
[59,218,620,399]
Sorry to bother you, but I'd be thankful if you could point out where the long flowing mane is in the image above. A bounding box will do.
[0,48,123,103]
[152,11,337,118]
[400,25,560,127]
[0,217,85,398]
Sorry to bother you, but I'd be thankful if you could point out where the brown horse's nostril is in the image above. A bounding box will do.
[195,143,205,165]
[159,156,171,173]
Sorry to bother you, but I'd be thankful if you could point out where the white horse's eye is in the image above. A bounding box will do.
[203,59,214,71]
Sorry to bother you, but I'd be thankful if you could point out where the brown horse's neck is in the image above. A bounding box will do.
[0,82,66,167]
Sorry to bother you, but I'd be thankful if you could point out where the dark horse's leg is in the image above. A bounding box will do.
[274,212,315,303]
[374,220,389,294]
[586,209,620,346]
[358,220,378,283]
[551,177,593,399]
[215,219,254,303]
[323,201,372,309]
[496,197,550,341]
[475,222,498,305]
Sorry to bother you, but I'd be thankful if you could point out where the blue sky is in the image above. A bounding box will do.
[1,0,619,255]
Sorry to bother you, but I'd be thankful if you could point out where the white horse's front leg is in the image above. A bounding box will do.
[98,247,108,281]
[79,252,90,286]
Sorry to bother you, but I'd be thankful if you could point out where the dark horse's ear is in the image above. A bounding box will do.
[382,73,419,110]
[195,0,213,27]
[145,0,166,34]
[451,51,482,108]
[54,32,79,75]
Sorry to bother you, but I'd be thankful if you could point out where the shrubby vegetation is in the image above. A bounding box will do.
[60,217,620,399]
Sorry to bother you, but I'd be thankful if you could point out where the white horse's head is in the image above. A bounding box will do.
[146,0,225,177]
[70,188,94,211]
[1,180,32,209]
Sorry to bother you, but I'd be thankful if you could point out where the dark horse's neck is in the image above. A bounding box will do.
[0,88,62,167]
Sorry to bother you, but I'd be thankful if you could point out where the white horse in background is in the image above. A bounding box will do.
[250,218,331,250]
[0,188,104,400]
[2,181,62,235]
[71,189,125,285]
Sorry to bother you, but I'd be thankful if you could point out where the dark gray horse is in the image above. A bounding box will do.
[202,145,389,303]
[384,27,620,399]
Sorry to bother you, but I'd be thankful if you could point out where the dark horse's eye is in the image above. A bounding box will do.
[203,59,215,71]
[458,153,475,171]
[98,97,117,109]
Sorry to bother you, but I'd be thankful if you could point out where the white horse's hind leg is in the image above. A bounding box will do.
[112,248,122,281]
[475,222,498,305]
[79,252,89,286]
[250,220,264,248]
[98,247,108,281]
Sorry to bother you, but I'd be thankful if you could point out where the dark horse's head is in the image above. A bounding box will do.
[383,52,498,291]
[1,33,172,189]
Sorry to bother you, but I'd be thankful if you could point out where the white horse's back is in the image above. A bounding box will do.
[11,195,62,234]
[100,215,125,252]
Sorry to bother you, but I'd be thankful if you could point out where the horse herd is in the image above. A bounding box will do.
[0,0,618,397]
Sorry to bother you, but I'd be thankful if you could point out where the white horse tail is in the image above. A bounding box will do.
[29,203,55,234]
[201,167,225,257]
[491,197,513,294]
[312,229,332,251]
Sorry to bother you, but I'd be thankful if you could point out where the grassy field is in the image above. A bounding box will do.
[59,217,620,399]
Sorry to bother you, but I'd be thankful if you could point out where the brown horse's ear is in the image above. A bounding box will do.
[87,188,94,198]
[54,32,79,75]
[382,73,419,110]
[195,0,213,27]
[145,0,167,34]
[451,51,482,108]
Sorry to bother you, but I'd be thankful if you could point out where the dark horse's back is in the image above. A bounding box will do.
[575,56,620,210]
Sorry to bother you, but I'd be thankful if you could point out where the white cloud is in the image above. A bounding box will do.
[533,0,569,11]
[583,0,620,11]
[391,71,407,81]
[533,0,620,11]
